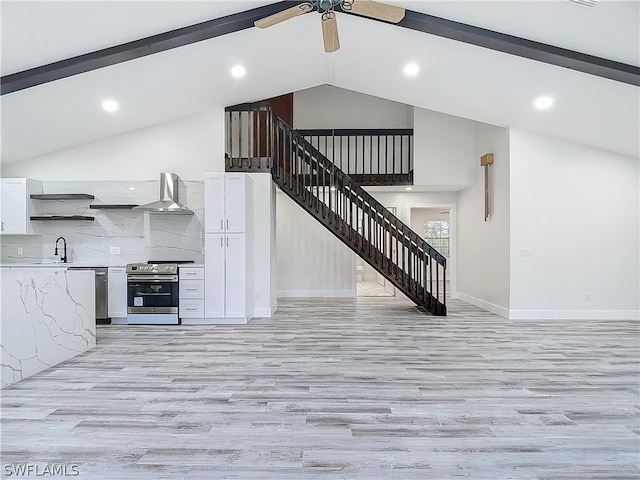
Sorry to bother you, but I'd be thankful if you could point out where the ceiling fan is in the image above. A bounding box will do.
[254,0,406,53]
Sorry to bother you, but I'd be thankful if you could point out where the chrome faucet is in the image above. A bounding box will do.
[54,236,68,263]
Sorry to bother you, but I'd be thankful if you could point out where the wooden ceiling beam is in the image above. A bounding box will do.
[2,1,638,95]
[390,9,639,87]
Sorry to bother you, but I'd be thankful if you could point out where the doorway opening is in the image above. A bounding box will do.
[409,206,454,299]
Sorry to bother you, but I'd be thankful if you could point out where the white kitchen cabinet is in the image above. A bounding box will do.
[0,178,42,235]
[204,173,248,234]
[223,234,247,317]
[204,234,249,321]
[179,266,205,320]
[179,300,205,319]
[107,267,127,322]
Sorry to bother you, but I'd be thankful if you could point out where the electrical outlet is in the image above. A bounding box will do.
[110,246,121,255]
[519,248,530,257]
[17,246,23,255]
[585,292,591,302]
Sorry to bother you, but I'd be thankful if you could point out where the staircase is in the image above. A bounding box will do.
[226,103,447,315]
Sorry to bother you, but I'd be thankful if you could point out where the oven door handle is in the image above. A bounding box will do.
[127,275,179,282]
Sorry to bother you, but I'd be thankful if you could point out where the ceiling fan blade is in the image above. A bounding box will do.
[321,12,340,53]
[348,0,405,23]
[254,3,313,29]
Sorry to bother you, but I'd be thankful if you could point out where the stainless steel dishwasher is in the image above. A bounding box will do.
[68,267,110,324]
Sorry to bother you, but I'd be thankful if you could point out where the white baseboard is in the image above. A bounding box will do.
[278,290,355,298]
[254,300,277,318]
[509,309,640,321]
[180,317,249,325]
[127,313,179,325]
[456,293,639,320]
[456,292,509,318]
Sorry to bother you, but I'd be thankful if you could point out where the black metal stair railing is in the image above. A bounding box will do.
[297,128,413,186]
[272,117,447,316]
[224,101,447,315]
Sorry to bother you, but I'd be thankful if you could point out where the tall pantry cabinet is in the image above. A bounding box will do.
[203,173,253,324]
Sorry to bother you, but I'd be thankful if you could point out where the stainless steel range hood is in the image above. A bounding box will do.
[133,172,194,215]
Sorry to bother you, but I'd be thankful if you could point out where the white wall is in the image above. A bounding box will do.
[276,190,355,297]
[294,85,412,129]
[413,108,479,188]
[250,173,277,316]
[364,190,458,224]
[410,208,450,234]
[456,123,511,317]
[0,110,225,181]
[509,130,639,320]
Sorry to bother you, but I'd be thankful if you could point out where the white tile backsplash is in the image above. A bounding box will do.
[1,179,205,265]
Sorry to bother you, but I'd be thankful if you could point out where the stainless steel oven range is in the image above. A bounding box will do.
[126,262,180,324]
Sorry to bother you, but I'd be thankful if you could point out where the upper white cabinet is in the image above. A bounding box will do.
[204,173,248,234]
[0,178,42,235]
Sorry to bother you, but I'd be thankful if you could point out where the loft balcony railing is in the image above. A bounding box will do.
[225,102,274,171]
[298,128,413,185]
[225,103,413,186]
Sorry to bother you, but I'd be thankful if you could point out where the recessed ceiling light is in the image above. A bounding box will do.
[534,96,554,110]
[403,63,419,76]
[406,186,413,191]
[231,65,246,78]
[101,99,119,113]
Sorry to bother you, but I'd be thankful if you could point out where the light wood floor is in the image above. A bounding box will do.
[356,280,393,297]
[1,297,638,479]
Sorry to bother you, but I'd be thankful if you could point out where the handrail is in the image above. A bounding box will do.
[297,128,413,136]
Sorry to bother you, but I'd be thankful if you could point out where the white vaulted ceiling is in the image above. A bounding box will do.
[1,0,638,165]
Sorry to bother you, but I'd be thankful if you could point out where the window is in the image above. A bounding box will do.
[424,220,449,256]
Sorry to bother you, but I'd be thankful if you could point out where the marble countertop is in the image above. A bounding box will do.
[0,262,126,268]
[2,262,204,268]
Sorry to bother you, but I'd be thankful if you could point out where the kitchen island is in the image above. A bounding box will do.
[1,267,96,388]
